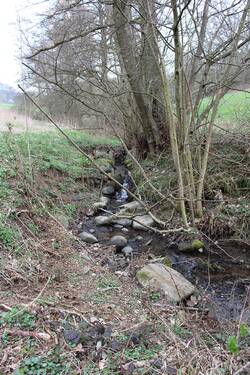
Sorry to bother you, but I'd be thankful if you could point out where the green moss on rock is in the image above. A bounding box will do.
[192,240,204,250]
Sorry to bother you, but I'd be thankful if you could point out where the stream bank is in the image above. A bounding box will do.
[74,148,250,324]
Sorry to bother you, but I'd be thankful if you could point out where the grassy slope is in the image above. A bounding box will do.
[0,130,119,251]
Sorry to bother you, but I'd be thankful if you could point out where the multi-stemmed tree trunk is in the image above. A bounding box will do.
[113,0,169,154]
[140,0,170,148]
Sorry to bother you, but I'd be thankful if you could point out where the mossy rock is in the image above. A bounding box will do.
[137,270,151,283]
[192,240,204,250]
[162,257,172,267]
[178,239,204,252]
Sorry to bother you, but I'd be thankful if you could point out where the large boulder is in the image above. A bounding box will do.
[80,231,98,244]
[95,216,112,226]
[136,263,195,303]
[132,215,154,230]
[110,235,128,249]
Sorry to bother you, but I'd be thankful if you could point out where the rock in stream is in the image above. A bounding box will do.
[132,215,154,230]
[95,216,112,226]
[137,263,195,302]
[80,231,98,244]
[110,235,128,249]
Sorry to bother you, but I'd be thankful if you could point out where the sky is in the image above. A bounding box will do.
[0,0,49,88]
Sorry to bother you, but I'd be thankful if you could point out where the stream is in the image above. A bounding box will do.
[75,151,250,324]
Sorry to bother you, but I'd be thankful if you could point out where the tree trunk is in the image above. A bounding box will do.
[113,0,160,154]
[140,0,170,149]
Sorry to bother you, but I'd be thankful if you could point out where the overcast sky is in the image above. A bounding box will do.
[0,0,49,88]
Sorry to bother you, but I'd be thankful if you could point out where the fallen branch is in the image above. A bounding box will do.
[5,329,51,341]
[0,304,12,312]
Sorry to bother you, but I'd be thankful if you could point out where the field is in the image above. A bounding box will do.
[0,103,14,109]
[200,90,250,125]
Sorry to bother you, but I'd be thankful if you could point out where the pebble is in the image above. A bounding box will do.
[122,228,129,233]
[136,236,143,241]
[122,246,133,257]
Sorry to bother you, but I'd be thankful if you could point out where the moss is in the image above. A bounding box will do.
[192,240,204,250]
[137,271,151,282]
[162,257,172,267]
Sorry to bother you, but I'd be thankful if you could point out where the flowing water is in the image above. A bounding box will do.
[75,163,250,323]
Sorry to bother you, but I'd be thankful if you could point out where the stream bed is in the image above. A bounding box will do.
[74,152,250,324]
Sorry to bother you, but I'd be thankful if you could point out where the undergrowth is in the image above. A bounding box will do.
[0,127,249,374]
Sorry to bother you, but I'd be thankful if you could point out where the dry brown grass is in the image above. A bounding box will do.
[0,108,66,133]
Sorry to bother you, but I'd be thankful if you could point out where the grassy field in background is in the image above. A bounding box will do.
[200,90,250,123]
[0,102,14,109]
[2,89,250,126]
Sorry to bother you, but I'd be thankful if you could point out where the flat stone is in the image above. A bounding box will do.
[132,215,154,230]
[114,224,123,229]
[120,201,142,212]
[95,216,112,226]
[102,185,115,196]
[112,218,132,227]
[137,263,195,303]
[122,246,133,257]
[89,228,95,234]
[80,231,98,244]
[110,235,128,249]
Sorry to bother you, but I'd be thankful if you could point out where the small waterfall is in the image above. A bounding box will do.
[116,178,129,203]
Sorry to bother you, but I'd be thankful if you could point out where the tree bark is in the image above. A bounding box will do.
[113,0,160,154]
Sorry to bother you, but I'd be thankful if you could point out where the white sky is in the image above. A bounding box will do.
[0,0,49,88]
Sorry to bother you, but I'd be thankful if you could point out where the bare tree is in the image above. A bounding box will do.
[21,0,250,225]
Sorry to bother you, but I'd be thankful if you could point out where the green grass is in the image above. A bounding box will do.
[0,102,14,109]
[0,129,118,184]
[0,130,119,243]
[200,90,250,123]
